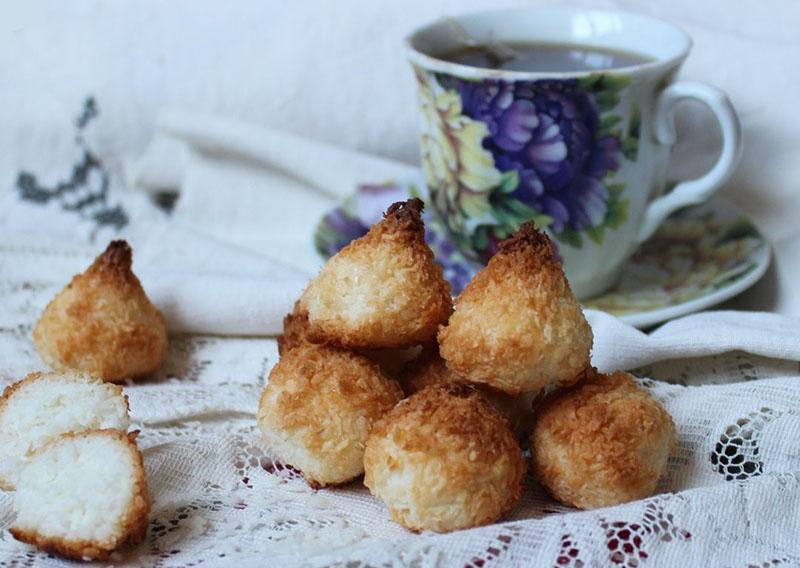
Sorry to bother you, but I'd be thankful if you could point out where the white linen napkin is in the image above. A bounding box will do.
[133,223,311,336]
[129,110,419,276]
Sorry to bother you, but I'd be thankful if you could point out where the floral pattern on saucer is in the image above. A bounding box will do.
[583,203,767,316]
[315,181,479,293]
[314,180,769,328]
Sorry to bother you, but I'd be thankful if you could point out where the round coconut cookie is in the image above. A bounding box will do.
[258,342,403,487]
[531,370,677,509]
[364,383,525,532]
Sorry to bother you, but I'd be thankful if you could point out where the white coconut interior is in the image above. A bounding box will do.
[0,374,129,486]
[14,433,137,543]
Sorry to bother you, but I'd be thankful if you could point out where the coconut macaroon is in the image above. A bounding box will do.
[438,222,592,394]
[364,383,525,533]
[11,429,150,561]
[0,372,130,490]
[531,370,676,510]
[258,342,403,487]
[33,240,168,382]
[400,345,537,436]
[299,199,452,349]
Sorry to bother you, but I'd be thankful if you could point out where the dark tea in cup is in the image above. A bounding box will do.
[436,41,653,72]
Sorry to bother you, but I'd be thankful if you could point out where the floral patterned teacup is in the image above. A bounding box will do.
[406,8,741,298]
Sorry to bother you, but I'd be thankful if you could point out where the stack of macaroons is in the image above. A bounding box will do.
[259,198,677,534]
[259,199,443,490]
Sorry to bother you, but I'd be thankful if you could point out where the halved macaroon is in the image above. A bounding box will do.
[11,429,150,560]
[0,372,130,490]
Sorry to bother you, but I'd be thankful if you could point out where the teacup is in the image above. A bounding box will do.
[406,7,741,299]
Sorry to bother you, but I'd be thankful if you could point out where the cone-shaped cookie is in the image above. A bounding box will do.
[438,222,592,394]
[33,240,168,382]
[300,199,452,349]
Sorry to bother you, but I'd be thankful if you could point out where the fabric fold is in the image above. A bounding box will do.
[588,309,800,371]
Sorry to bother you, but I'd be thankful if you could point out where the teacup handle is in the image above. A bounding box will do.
[636,81,742,244]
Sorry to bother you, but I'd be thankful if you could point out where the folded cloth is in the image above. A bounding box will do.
[129,110,419,276]
[132,223,310,335]
[589,309,800,371]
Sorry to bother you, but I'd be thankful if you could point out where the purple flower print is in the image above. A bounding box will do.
[442,76,622,233]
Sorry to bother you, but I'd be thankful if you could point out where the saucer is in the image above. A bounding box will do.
[314,177,770,329]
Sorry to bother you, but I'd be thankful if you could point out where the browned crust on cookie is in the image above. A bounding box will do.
[33,240,168,382]
[398,343,455,396]
[382,198,425,234]
[301,200,452,349]
[364,383,525,531]
[90,241,134,278]
[437,223,592,394]
[0,372,43,413]
[497,221,555,258]
[277,303,315,355]
[484,221,563,283]
[370,383,519,459]
[531,370,677,509]
[398,345,542,436]
[10,429,149,561]
[263,343,404,442]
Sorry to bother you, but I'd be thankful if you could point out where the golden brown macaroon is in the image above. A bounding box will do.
[33,240,168,382]
[400,344,537,436]
[299,199,452,349]
[438,222,592,394]
[11,429,150,561]
[364,383,525,533]
[257,342,403,487]
[359,345,423,379]
[531,370,677,510]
